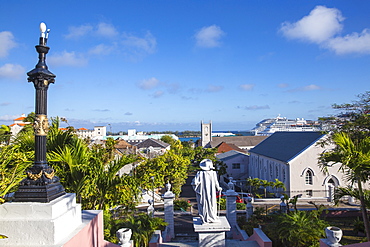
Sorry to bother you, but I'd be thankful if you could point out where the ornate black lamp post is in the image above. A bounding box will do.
[13,23,65,202]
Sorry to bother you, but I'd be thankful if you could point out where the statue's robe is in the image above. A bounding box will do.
[192,170,221,223]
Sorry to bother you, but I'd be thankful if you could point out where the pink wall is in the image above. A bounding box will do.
[63,210,120,247]
[247,228,272,247]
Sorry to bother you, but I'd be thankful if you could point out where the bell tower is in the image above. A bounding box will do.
[201,121,212,147]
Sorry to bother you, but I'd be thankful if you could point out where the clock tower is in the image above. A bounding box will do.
[201,121,212,147]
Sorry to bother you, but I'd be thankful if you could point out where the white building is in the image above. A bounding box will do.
[75,126,106,139]
[9,114,31,137]
[216,150,249,180]
[104,129,178,145]
[249,132,346,199]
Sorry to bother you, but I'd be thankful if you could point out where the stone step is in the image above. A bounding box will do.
[160,240,260,247]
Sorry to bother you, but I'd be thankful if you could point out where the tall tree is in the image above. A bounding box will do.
[320,132,370,241]
[136,140,190,196]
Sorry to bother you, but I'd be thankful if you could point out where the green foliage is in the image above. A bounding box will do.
[192,147,218,167]
[160,135,177,145]
[236,202,246,210]
[266,210,328,247]
[174,199,191,211]
[136,141,190,196]
[110,214,167,247]
[0,125,11,145]
[320,131,370,240]
[0,145,32,202]
[334,186,370,209]
[217,197,226,210]
[353,217,365,235]
[246,177,285,197]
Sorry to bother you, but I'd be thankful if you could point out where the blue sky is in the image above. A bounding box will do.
[1,1,370,132]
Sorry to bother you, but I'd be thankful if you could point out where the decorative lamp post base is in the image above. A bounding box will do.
[13,182,65,203]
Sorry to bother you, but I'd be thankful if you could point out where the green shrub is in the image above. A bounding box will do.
[237,203,246,210]
[217,197,226,210]
[112,213,167,247]
[174,199,191,211]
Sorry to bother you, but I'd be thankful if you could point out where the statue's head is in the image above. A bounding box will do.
[199,159,214,170]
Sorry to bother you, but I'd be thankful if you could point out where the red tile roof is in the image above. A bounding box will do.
[216,142,246,153]
[14,117,26,121]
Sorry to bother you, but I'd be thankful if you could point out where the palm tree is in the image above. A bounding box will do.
[272,178,286,194]
[333,186,370,210]
[320,132,370,241]
[0,145,32,201]
[48,138,89,203]
[0,125,11,145]
[246,177,263,196]
[259,179,274,198]
[113,214,167,247]
[272,210,328,247]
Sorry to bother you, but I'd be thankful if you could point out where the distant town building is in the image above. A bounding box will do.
[215,142,246,154]
[135,138,170,158]
[199,120,267,150]
[217,150,249,180]
[9,114,31,137]
[75,126,106,139]
[104,129,178,145]
[207,136,267,151]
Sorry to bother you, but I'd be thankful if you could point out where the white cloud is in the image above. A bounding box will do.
[0,31,17,58]
[280,6,344,44]
[287,84,322,92]
[49,51,88,67]
[239,84,255,91]
[238,105,270,111]
[65,24,93,39]
[151,90,164,98]
[0,114,19,121]
[195,25,225,48]
[206,85,224,93]
[121,31,157,55]
[93,109,110,112]
[0,63,25,79]
[138,77,160,90]
[65,22,118,39]
[278,83,289,88]
[326,29,370,55]
[89,44,115,55]
[165,82,180,94]
[96,23,119,38]
[280,5,370,55]
[302,84,322,91]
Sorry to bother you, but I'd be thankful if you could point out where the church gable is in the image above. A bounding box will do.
[249,132,325,163]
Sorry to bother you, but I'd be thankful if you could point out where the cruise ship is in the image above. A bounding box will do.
[250,116,322,136]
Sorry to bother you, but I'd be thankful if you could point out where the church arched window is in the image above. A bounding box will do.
[305,169,313,185]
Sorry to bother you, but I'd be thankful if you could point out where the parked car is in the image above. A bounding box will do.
[238,192,254,203]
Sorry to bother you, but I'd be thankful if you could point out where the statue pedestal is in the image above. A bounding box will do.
[193,216,230,247]
[0,193,81,246]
